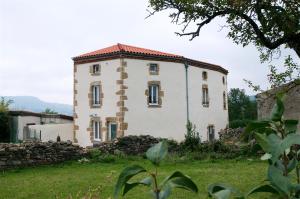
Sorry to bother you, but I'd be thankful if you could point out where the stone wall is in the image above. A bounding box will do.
[256,80,300,130]
[0,141,85,169]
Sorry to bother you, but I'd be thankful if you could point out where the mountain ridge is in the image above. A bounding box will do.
[1,96,73,116]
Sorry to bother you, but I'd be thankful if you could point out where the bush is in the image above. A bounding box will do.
[181,121,201,152]
[88,149,115,163]
[229,119,253,128]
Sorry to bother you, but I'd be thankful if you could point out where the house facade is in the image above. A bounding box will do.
[73,44,228,147]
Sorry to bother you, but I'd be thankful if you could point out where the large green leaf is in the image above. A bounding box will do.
[243,121,271,140]
[247,184,280,196]
[284,120,299,134]
[208,183,243,198]
[159,184,172,199]
[267,165,292,195]
[158,171,198,198]
[146,141,168,166]
[271,94,285,122]
[113,165,146,198]
[213,189,232,199]
[122,176,153,196]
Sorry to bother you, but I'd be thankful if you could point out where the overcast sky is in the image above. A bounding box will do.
[0,0,298,104]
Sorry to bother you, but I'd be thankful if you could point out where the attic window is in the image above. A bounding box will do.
[149,63,159,75]
[93,64,100,74]
[202,71,207,80]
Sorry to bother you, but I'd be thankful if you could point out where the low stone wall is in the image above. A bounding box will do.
[93,135,165,155]
[0,141,85,169]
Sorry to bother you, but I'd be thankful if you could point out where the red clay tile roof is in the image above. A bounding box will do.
[75,43,182,59]
[73,43,228,74]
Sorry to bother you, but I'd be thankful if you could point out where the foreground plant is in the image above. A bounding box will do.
[208,93,300,199]
[113,141,198,199]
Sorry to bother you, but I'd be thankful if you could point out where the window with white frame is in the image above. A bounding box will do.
[92,85,101,106]
[208,125,215,141]
[93,120,101,141]
[202,86,209,106]
[148,84,159,105]
[149,63,158,73]
[92,64,100,74]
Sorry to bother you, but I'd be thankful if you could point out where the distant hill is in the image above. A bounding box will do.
[1,96,73,116]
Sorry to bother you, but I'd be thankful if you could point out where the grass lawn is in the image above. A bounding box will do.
[0,158,269,199]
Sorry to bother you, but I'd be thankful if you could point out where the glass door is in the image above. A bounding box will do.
[108,123,117,141]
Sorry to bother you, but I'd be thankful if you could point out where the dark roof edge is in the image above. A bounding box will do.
[9,110,73,121]
[72,52,228,75]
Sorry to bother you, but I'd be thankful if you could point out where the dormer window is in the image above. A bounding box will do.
[149,63,159,75]
[202,71,207,80]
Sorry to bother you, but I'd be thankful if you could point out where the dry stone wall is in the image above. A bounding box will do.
[0,141,85,169]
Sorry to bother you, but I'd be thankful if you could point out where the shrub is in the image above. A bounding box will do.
[88,149,115,163]
[181,121,201,152]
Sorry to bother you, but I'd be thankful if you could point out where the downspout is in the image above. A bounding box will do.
[184,60,190,123]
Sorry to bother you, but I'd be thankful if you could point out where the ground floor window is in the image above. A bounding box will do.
[208,125,215,141]
[93,120,101,141]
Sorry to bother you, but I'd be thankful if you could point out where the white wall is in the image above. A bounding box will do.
[125,59,187,140]
[188,66,228,141]
[75,59,120,147]
[75,57,228,146]
[125,58,228,141]
[17,116,41,140]
[29,123,73,142]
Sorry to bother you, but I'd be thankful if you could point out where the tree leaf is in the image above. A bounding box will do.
[213,189,231,199]
[247,184,280,196]
[208,183,242,198]
[287,158,297,173]
[284,120,298,134]
[254,133,271,152]
[261,153,272,160]
[113,165,146,198]
[122,177,152,196]
[167,176,198,193]
[267,165,291,195]
[160,171,188,187]
[271,94,285,122]
[243,121,270,139]
[146,141,168,166]
[159,184,172,199]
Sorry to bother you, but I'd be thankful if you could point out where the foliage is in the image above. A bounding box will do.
[88,149,116,163]
[208,93,300,199]
[0,97,13,142]
[229,119,253,129]
[182,121,201,152]
[114,141,198,199]
[228,88,257,122]
[148,0,300,57]
[43,108,58,114]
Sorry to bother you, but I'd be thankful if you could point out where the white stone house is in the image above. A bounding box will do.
[9,110,73,142]
[72,43,229,147]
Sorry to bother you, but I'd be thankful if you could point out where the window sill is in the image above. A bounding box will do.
[202,104,209,108]
[91,104,101,108]
[91,73,101,76]
[148,104,161,108]
[149,72,159,75]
